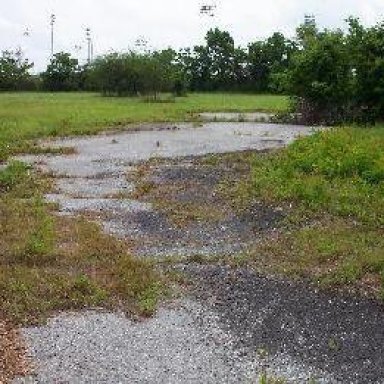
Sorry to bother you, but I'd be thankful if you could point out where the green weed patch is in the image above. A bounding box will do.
[244,127,384,296]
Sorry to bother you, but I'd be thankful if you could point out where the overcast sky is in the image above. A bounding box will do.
[1,0,384,71]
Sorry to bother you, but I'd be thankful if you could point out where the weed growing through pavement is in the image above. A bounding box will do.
[0,163,164,325]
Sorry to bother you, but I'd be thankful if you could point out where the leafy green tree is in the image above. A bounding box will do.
[205,28,237,89]
[347,17,384,121]
[0,49,34,91]
[41,52,82,91]
[248,33,297,92]
[186,28,240,91]
[286,28,353,124]
[152,48,187,96]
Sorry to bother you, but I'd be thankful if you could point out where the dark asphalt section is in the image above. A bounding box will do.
[181,264,384,383]
[119,158,284,257]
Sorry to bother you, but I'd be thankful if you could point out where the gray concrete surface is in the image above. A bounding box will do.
[14,122,356,384]
[18,122,314,177]
[199,112,275,122]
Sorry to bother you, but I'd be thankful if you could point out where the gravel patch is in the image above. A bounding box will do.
[15,298,335,384]
[101,209,280,258]
[54,177,133,198]
[181,264,384,383]
[16,300,259,384]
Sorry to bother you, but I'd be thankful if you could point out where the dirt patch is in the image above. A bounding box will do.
[0,318,32,383]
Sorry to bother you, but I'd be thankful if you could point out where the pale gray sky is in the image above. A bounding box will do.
[1,0,383,71]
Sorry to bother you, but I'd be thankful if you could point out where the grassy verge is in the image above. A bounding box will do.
[0,92,288,161]
[0,162,164,325]
[237,127,384,297]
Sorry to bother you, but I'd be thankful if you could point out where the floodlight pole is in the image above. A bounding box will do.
[86,28,92,64]
[200,2,217,17]
[50,14,56,58]
[304,14,316,26]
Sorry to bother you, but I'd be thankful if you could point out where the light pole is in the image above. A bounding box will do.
[304,14,316,26]
[200,2,217,17]
[50,14,56,58]
[86,27,92,64]
[135,36,149,54]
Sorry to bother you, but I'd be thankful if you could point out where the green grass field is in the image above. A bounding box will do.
[0,92,288,161]
[236,127,384,297]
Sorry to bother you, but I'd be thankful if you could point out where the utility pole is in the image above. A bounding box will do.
[50,14,56,58]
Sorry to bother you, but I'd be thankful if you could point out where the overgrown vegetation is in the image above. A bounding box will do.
[0,162,164,325]
[240,127,384,296]
[283,18,384,124]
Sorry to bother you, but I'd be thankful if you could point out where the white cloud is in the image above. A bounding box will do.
[1,0,383,71]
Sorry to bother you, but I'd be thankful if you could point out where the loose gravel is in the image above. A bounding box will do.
[16,299,334,384]
[181,264,384,384]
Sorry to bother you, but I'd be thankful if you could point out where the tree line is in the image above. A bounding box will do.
[2,17,384,123]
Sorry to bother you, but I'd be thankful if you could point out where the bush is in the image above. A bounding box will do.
[286,31,353,124]
[285,18,384,124]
